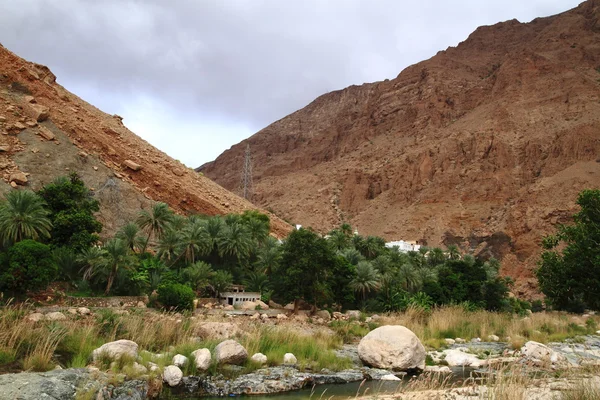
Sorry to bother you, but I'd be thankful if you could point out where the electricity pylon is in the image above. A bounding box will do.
[240,144,253,201]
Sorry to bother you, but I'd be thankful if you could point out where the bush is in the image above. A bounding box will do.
[157,283,195,311]
[0,240,58,294]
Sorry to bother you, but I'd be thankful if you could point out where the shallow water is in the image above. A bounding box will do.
[163,367,477,399]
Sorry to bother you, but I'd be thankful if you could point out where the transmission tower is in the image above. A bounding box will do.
[240,144,253,201]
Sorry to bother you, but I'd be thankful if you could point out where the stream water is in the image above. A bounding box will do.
[161,367,478,399]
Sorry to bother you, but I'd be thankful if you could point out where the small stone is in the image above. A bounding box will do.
[24,96,36,103]
[67,308,78,315]
[77,307,91,315]
[444,338,456,345]
[93,166,98,171]
[191,348,211,371]
[380,374,401,381]
[25,121,37,127]
[123,159,142,171]
[38,126,55,141]
[78,151,88,158]
[10,181,17,188]
[12,122,26,131]
[251,353,267,364]
[172,354,188,367]
[260,313,269,320]
[276,313,288,320]
[27,312,45,322]
[455,338,466,344]
[283,353,297,365]
[45,312,66,321]
[0,145,9,152]
[488,335,500,342]
[0,115,6,122]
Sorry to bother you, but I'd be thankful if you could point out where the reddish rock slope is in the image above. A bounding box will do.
[0,44,291,238]
[202,0,600,295]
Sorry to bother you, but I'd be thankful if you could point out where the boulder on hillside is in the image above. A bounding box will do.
[25,103,49,122]
[358,325,426,371]
[124,159,142,171]
[9,171,28,185]
[214,340,248,365]
[163,365,183,387]
[92,339,138,362]
[38,126,55,141]
[191,348,211,371]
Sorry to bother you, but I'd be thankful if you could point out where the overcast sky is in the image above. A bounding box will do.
[0,0,581,167]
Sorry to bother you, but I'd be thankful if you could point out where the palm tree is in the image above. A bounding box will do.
[255,237,282,274]
[137,202,174,252]
[396,262,422,293]
[117,222,145,252]
[81,239,132,295]
[243,271,270,293]
[428,247,446,267]
[340,223,353,237]
[156,229,181,263]
[447,245,461,260]
[338,247,364,266]
[245,217,269,245]
[211,270,233,298]
[178,220,211,265]
[217,222,253,262]
[349,261,381,305]
[328,229,348,250]
[183,261,214,293]
[0,190,52,245]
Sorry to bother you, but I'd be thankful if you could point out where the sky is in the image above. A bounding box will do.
[0,0,582,167]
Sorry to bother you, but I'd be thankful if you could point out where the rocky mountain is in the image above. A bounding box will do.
[202,0,600,295]
[0,44,291,238]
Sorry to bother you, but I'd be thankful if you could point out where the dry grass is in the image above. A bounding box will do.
[377,305,599,349]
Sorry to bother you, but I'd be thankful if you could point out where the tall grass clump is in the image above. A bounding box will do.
[23,326,66,371]
[242,326,351,371]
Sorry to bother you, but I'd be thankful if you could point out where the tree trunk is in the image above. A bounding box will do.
[293,298,299,314]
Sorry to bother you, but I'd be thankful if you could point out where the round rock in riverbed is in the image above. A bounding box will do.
[215,340,248,365]
[191,348,211,371]
[358,325,426,370]
[163,365,183,387]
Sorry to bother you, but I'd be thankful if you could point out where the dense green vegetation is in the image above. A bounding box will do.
[536,189,600,312]
[0,173,524,313]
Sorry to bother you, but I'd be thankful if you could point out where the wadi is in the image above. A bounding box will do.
[0,1,599,400]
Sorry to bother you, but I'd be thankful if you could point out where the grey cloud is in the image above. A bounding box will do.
[0,0,582,164]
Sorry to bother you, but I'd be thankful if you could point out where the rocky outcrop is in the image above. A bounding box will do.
[358,325,426,370]
[215,340,248,365]
[202,0,600,295]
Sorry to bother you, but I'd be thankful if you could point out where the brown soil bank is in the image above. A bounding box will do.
[0,44,291,238]
[202,0,600,296]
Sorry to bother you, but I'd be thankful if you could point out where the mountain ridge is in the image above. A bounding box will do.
[202,0,600,296]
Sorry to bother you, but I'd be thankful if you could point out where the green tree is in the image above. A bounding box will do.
[255,237,282,274]
[178,220,210,265]
[0,190,52,246]
[272,228,336,312]
[217,222,253,263]
[137,202,174,252]
[349,261,381,305]
[183,261,214,294]
[0,240,58,294]
[117,222,145,252]
[81,238,133,295]
[211,270,233,298]
[536,189,600,311]
[37,174,101,251]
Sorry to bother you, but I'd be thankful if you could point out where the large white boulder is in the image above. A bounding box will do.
[191,348,211,371]
[357,325,426,370]
[251,353,268,364]
[215,340,248,365]
[163,365,183,387]
[241,301,258,310]
[92,339,138,362]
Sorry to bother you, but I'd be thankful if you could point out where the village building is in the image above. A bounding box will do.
[385,240,421,253]
[219,285,261,306]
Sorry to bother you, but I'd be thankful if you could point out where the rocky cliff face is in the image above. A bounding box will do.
[0,45,291,238]
[202,0,600,296]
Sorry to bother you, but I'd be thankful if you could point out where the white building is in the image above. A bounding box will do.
[385,240,421,253]
[219,285,261,306]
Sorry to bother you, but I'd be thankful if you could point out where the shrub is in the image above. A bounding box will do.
[157,283,195,311]
[0,240,58,294]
